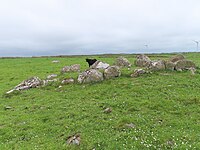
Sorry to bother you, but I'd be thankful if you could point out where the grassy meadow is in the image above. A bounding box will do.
[0,53,200,150]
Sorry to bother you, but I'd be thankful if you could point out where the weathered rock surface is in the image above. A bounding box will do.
[7,77,43,94]
[67,134,81,145]
[61,78,75,84]
[47,74,58,80]
[43,79,58,86]
[70,64,80,72]
[175,60,196,71]
[165,61,175,71]
[61,64,80,73]
[103,107,112,113]
[61,66,71,73]
[115,56,131,67]
[77,69,104,83]
[148,60,166,71]
[135,54,151,67]
[131,68,146,77]
[103,66,121,79]
[90,61,110,69]
[188,67,196,75]
[169,54,185,63]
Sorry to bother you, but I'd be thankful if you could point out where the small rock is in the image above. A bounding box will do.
[188,67,196,75]
[61,78,75,84]
[43,79,58,86]
[131,68,146,77]
[66,134,81,145]
[166,140,174,147]
[4,106,12,110]
[52,60,60,63]
[70,64,80,72]
[61,64,81,73]
[47,74,58,80]
[61,66,71,73]
[104,107,112,113]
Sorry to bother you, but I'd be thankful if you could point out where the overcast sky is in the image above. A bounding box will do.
[0,0,200,56]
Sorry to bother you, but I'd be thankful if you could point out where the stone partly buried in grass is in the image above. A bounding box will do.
[77,69,104,83]
[61,78,75,84]
[175,59,196,71]
[103,66,121,79]
[6,77,43,94]
[131,68,147,77]
[46,74,58,80]
[61,64,80,73]
[66,134,81,145]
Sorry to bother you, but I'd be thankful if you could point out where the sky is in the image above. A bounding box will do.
[0,0,200,56]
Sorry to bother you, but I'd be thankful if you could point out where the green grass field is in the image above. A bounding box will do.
[0,53,200,150]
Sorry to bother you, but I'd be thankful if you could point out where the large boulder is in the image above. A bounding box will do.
[115,56,131,67]
[148,60,165,71]
[77,69,104,84]
[165,61,175,71]
[135,54,151,67]
[175,60,196,71]
[90,61,110,69]
[103,66,121,79]
[169,54,185,63]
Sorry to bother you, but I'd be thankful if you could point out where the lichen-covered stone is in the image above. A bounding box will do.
[103,66,121,79]
[70,64,80,72]
[77,69,104,83]
[6,77,43,94]
[148,60,165,71]
[165,61,175,71]
[175,60,196,71]
[131,68,146,77]
[135,54,151,67]
[47,74,58,80]
[90,61,110,69]
[61,64,80,73]
[115,56,131,67]
[169,54,185,63]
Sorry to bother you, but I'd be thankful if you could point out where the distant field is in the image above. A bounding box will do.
[0,53,200,150]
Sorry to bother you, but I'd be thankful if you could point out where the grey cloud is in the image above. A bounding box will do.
[0,0,200,56]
